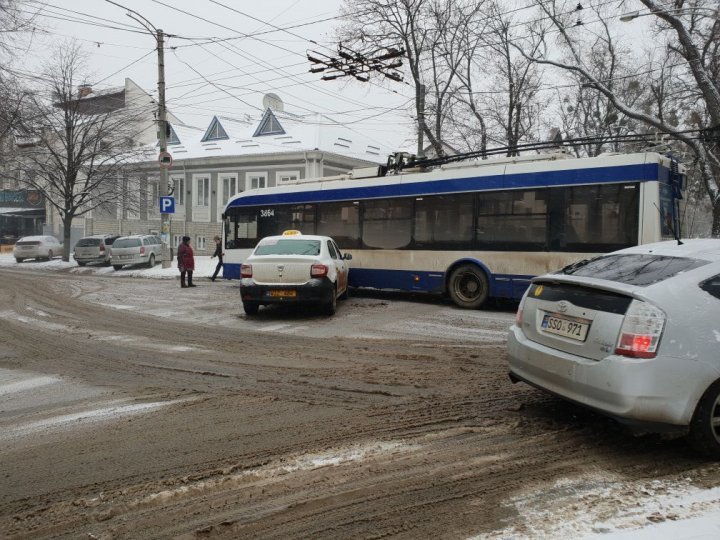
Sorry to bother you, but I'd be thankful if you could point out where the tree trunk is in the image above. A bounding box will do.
[712,199,720,238]
[62,217,72,262]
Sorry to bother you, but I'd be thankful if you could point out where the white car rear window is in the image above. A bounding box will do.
[560,254,708,286]
[255,239,321,256]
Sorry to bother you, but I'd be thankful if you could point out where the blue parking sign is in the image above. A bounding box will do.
[159,196,175,214]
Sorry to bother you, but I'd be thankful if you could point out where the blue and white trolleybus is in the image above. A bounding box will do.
[221,151,684,308]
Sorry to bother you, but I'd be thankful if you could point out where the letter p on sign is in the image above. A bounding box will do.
[159,196,175,214]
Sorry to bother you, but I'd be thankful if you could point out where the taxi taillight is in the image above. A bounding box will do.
[311,264,328,278]
[241,263,252,278]
[615,300,666,358]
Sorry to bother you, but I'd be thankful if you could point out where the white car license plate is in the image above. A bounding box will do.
[121,255,132,259]
[541,313,590,341]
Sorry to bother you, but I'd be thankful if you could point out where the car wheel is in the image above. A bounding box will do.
[47,250,54,261]
[689,379,720,458]
[448,263,489,309]
[323,287,337,316]
[113,265,123,271]
[15,257,23,263]
[147,253,156,267]
[243,302,259,315]
[78,261,86,267]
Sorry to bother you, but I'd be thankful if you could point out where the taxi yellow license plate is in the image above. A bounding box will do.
[269,290,296,298]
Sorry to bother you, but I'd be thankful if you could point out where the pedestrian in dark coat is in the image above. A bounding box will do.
[177,236,196,288]
[210,235,224,281]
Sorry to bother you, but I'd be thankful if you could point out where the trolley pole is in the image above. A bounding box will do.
[156,28,171,268]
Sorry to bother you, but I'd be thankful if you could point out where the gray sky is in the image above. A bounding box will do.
[15,0,416,151]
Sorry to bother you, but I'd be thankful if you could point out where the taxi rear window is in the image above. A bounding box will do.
[255,239,321,256]
[560,253,708,286]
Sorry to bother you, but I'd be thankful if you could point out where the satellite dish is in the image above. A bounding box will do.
[263,93,284,112]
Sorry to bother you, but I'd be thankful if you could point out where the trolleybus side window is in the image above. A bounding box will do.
[362,198,413,249]
[275,204,316,235]
[317,201,360,249]
[227,207,259,248]
[413,193,473,249]
[476,189,548,250]
[561,183,639,252]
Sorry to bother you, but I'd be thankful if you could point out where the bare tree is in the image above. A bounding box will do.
[523,0,720,236]
[337,0,477,157]
[4,44,148,259]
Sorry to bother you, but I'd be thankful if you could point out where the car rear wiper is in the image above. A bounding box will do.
[560,257,595,274]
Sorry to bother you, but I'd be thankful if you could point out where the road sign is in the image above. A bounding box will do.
[158,151,173,169]
[159,196,175,214]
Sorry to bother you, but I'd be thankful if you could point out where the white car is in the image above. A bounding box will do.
[507,239,720,456]
[239,230,352,316]
[110,235,163,270]
[13,235,63,262]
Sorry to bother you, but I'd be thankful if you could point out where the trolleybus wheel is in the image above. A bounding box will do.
[448,264,489,309]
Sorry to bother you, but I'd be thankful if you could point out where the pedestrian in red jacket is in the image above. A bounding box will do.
[177,236,196,288]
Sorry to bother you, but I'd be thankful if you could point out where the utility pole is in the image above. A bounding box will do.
[104,1,172,267]
[417,84,426,158]
[156,28,171,268]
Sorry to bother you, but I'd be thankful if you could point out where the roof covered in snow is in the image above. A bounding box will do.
[157,107,392,164]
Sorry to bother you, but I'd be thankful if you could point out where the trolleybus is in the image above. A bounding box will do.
[222,151,684,308]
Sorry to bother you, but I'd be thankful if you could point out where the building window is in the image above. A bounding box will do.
[171,175,185,205]
[195,176,210,206]
[173,234,183,248]
[218,173,238,222]
[248,172,267,189]
[278,171,300,183]
[253,109,285,137]
[196,236,206,250]
[201,116,229,142]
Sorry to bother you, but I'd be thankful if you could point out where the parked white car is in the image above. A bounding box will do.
[240,230,351,316]
[13,235,63,262]
[508,239,720,456]
[110,235,163,270]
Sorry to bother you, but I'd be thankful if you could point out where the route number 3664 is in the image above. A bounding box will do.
[260,209,275,218]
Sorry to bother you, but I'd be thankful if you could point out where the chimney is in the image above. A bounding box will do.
[77,84,93,98]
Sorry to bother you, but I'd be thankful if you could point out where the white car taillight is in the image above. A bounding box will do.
[615,299,666,358]
[100,244,105,252]
[515,295,527,327]
[140,246,145,255]
[311,263,328,278]
[241,263,252,278]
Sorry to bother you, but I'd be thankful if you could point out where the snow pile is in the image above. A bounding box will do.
[0,253,221,279]
[481,475,720,539]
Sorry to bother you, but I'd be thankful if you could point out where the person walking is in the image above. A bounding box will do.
[210,235,224,282]
[177,236,196,288]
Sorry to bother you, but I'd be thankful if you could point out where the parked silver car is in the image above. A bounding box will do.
[507,239,720,456]
[110,235,162,270]
[13,235,63,262]
[73,235,119,266]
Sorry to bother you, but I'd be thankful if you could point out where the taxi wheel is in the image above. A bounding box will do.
[448,263,489,309]
[113,265,123,271]
[689,379,720,459]
[243,302,259,315]
[77,261,86,267]
[15,257,24,263]
[323,288,337,316]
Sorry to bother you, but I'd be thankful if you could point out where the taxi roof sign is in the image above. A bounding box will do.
[282,230,302,236]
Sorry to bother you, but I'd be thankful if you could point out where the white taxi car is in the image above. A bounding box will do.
[240,231,352,316]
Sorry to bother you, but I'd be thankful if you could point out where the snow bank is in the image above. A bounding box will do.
[0,253,221,279]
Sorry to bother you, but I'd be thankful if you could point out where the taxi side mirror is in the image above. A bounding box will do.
[343,253,352,261]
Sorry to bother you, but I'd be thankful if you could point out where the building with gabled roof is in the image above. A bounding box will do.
[81,93,394,256]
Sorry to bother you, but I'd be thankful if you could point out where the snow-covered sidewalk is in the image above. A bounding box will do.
[0,253,223,280]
